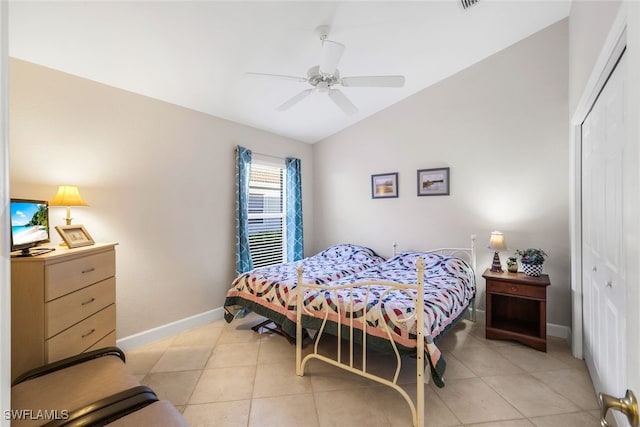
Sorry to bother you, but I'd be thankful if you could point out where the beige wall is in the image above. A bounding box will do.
[9,59,313,338]
[568,0,622,114]
[313,20,571,327]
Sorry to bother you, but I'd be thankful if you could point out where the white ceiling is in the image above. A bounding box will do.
[8,1,571,143]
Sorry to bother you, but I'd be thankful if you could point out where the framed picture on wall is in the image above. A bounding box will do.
[417,167,450,196]
[371,172,399,199]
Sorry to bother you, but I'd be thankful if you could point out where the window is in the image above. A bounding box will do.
[247,162,287,268]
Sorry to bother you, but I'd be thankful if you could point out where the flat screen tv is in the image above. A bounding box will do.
[10,198,54,256]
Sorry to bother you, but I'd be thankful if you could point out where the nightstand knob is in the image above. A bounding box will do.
[511,286,517,292]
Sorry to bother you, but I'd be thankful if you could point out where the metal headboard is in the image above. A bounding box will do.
[391,234,477,272]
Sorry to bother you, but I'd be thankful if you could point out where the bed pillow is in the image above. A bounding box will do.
[318,244,381,263]
[381,251,442,269]
[383,251,474,281]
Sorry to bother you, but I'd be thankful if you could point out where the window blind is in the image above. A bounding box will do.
[248,162,287,268]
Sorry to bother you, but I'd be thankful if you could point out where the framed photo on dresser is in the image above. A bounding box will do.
[55,224,95,248]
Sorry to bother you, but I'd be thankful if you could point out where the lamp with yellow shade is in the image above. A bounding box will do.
[488,231,507,272]
[49,185,89,225]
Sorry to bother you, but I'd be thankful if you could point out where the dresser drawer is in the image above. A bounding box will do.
[487,280,546,299]
[46,304,116,362]
[45,277,116,338]
[45,250,115,301]
[86,331,116,352]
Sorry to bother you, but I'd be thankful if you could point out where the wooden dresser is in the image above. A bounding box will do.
[11,243,117,382]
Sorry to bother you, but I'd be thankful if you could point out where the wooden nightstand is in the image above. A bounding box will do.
[483,268,550,352]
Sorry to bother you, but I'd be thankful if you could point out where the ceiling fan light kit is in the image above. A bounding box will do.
[247,25,406,115]
[319,40,345,76]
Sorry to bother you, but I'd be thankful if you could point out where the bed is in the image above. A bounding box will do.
[294,240,477,427]
[223,243,386,340]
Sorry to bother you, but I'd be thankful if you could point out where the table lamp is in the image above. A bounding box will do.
[488,231,506,272]
[49,185,89,225]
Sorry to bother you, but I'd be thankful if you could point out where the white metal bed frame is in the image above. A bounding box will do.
[295,236,476,427]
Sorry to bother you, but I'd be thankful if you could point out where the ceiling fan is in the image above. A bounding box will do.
[247,25,405,115]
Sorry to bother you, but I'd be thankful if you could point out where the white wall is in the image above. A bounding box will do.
[313,20,571,327]
[627,0,640,401]
[1,0,11,422]
[567,0,623,359]
[568,0,622,113]
[9,59,314,338]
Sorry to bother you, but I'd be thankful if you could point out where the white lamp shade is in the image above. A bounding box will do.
[488,231,506,251]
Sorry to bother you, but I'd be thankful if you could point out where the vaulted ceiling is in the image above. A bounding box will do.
[8,1,571,143]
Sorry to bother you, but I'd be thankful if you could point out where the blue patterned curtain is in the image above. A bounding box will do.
[236,146,253,274]
[285,157,303,262]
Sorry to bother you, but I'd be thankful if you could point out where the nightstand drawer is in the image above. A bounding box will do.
[46,304,116,362]
[45,249,115,301]
[487,280,546,299]
[45,277,116,338]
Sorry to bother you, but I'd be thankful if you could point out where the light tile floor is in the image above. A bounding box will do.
[124,313,603,427]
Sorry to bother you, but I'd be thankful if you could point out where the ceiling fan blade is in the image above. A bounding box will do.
[276,89,313,111]
[319,40,345,76]
[328,89,358,115]
[340,75,406,88]
[245,72,308,83]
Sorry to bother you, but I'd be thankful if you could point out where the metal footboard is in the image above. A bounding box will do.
[295,258,427,427]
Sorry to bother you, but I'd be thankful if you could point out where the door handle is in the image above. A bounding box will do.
[599,389,639,427]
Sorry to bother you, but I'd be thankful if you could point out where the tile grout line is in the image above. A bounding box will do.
[478,375,532,423]
[181,344,215,411]
[245,332,266,427]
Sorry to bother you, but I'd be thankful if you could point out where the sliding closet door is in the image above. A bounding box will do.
[581,53,627,406]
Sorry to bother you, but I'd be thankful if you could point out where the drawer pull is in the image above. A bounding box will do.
[511,286,517,292]
[82,329,96,339]
[82,267,96,274]
[81,297,96,306]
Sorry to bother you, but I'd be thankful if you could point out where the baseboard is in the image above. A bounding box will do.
[116,307,225,351]
[472,308,571,342]
[116,306,572,351]
[547,322,571,341]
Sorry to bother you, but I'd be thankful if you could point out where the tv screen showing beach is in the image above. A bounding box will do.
[11,200,49,247]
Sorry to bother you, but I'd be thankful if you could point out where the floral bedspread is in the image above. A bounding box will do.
[224,244,385,322]
[302,251,476,387]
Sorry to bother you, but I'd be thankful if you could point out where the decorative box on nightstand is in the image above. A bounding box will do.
[482,268,550,352]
